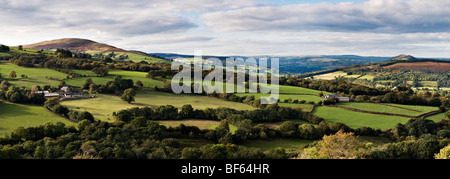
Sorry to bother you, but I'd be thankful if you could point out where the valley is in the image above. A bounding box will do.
[0,39,449,160]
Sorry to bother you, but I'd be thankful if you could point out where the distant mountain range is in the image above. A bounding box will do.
[151,53,392,74]
[16,38,450,75]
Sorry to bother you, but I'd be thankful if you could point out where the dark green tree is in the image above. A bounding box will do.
[121,88,136,104]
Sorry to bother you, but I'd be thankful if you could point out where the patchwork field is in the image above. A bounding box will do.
[0,62,67,88]
[0,102,73,136]
[61,91,255,121]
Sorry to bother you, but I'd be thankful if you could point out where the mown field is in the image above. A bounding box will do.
[0,102,74,136]
[61,91,255,121]
[0,62,67,88]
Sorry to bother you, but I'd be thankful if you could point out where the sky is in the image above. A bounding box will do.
[1,0,450,57]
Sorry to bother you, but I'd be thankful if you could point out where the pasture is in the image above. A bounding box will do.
[61,91,255,121]
[0,102,73,136]
[91,51,169,64]
[336,103,439,117]
[313,106,411,130]
[310,71,348,80]
[0,62,68,88]
[235,85,328,104]
[65,70,165,88]
[426,112,447,122]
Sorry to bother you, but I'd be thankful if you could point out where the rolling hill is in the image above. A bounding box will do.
[22,38,170,63]
[23,38,126,53]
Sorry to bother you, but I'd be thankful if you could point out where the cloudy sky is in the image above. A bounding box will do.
[1,0,450,57]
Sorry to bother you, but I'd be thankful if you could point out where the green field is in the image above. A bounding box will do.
[425,112,448,122]
[313,106,411,130]
[61,91,255,121]
[0,47,55,57]
[236,93,325,103]
[311,71,348,80]
[358,75,375,81]
[91,51,169,64]
[0,102,74,136]
[66,70,165,88]
[0,62,68,88]
[383,103,440,113]
[235,85,327,103]
[336,103,438,116]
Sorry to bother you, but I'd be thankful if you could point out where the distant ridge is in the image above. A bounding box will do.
[23,38,128,53]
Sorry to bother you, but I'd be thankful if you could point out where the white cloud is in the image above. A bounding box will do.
[0,0,259,43]
[201,0,450,34]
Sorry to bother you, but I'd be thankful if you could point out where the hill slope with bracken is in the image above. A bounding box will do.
[23,38,127,53]
[23,38,169,63]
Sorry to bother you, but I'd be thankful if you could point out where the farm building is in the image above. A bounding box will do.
[60,86,70,93]
[34,91,60,98]
[323,94,350,103]
[63,92,85,98]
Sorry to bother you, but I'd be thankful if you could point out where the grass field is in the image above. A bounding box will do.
[0,62,68,88]
[236,93,325,103]
[234,85,327,103]
[90,51,169,64]
[0,102,74,136]
[0,47,55,57]
[61,91,255,121]
[313,106,411,130]
[358,75,375,81]
[336,103,438,116]
[311,71,348,80]
[425,112,448,122]
[66,70,165,88]
[383,103,440,113]
[277,85,330,95]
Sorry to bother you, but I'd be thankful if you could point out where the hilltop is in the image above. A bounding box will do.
[389,54,417,61]
[20,38,169,64]
[22,38,128,53]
